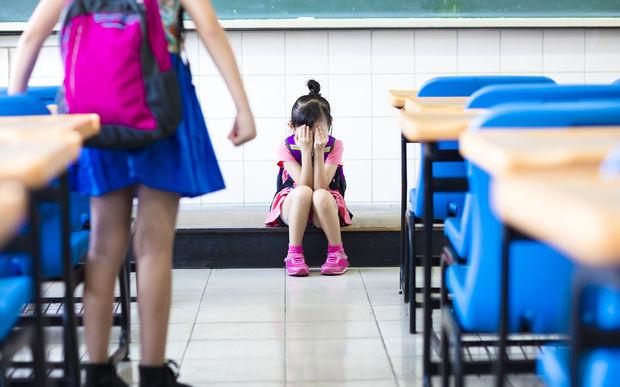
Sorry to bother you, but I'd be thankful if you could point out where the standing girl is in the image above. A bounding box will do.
[10,0,255,386]
[266,80,352,277]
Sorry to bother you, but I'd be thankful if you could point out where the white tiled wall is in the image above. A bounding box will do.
[1,28,620,207]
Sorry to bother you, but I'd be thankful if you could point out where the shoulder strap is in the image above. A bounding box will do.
[285,134,302,164]
[323,136,336,161]
[176,3,185,46]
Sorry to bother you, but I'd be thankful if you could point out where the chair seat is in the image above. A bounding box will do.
[537,345,620,387]
[2,230,89,279]
[445,240,573,333]
[0,276,32,341]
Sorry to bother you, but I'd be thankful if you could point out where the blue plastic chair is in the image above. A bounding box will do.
[538,284,620,386]
[404,76,555,333]
[0,276,33,341]
[0,95,49,116]
[417,76,555,98]
[538,346,620,387]
[446,101,620,333]
[0,86,58,104]
[411,76,555,220]
[0,94,90,278]
[445,87,620,260]
[467,84,620,110]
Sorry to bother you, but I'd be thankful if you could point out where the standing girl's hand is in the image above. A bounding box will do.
[229,109,256,146]
[295,125,314,154]
[314,125,328,152]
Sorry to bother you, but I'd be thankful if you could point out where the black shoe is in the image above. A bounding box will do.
[84,363,129,387]
[139,360,192,387]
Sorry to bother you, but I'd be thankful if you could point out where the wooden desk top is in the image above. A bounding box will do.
[0,134,82,188]
[404,96,468,113]
[460,127,620,177]
[0,181,26,248]
[0,114,100,141]
[388,90,418,108]
[493,168,620,266]
[399,109,485,142]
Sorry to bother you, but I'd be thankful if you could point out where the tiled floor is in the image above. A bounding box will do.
[41,267,543,386]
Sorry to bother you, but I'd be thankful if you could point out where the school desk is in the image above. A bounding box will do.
[459,127,620,178]
[398,107,477,383]
[0,132,85,384]
[388,90,418,109]
[404,96,469,113]
[494,168,620,267]
[0,114,100,142]
[388,90,469,112]
[400,109,485,142]
[0,182,26,248]
[0,135,81,189]
[391,91,481,310]
[459,128,620,384]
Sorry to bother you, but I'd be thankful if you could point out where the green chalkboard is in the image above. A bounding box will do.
[3,0,620,23]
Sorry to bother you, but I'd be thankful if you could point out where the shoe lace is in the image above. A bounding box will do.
[326,254,338,264]
[286,253,305,265]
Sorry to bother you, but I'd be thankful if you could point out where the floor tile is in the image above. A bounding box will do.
[285,338,385,357]
[286,355,393,382]
[191,322,285,340]
[184,339,284,360]
[196,305,285,323]
[286,305,374,322]
[286,321,380,339]
[180,358,285,383]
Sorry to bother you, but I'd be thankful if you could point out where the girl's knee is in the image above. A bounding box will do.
[312,189,335,211]
[292,185,313,202]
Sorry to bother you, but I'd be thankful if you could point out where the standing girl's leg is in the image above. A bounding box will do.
[131,185,189,386]
[311,189,349,275]
[83,187,133,386]
[132,185,179,364]
[280,185,313,276]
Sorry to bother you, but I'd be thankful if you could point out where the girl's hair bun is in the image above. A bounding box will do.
[307,79,321,96]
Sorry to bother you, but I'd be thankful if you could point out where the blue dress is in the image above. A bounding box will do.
[72,54,225,198]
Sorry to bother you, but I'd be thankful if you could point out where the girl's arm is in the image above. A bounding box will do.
[182,0,256,146]
[282,125,313,187]
[9,0,65,95]
[313,154,338,191]
[283,154,313,188]
[313,126,338,190]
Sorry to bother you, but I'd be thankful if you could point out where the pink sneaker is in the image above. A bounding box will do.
[285,252,309,277]
[321,250,349,275]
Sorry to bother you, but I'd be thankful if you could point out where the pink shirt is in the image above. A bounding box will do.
[277,139,344,167]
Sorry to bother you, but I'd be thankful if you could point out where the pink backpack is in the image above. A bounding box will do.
[59,0,182,149]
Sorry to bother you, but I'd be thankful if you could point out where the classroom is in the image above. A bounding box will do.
[0,0,620,386]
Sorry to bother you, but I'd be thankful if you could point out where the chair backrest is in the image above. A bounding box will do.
[467,84,620,109]
[464,101,620,332]
[0,95,49,116]
[472,100,620,128]
[21,86,59,106]
[412,76,555,219]
[417,75,555,97]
